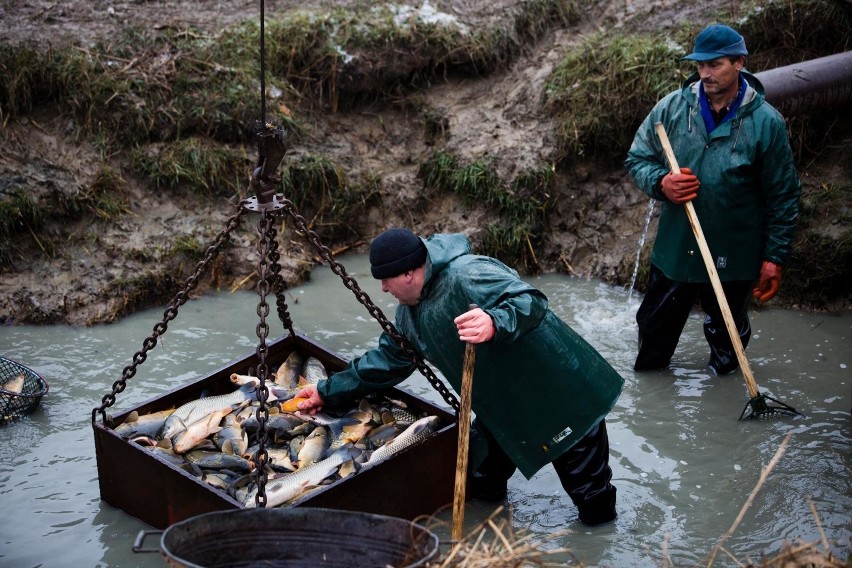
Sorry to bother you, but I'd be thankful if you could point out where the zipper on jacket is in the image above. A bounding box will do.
[731,119,742,152]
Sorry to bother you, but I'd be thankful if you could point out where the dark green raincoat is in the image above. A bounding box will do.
[625,71,801,282]
[317,233,624,479]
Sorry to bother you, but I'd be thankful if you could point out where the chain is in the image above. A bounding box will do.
[267,223,296,336]
[92,201,249,425]
[279,197,460,412]
[252,211,278,507]
[92,201,244,426]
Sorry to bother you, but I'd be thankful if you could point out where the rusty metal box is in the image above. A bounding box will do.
[93,332,457,529]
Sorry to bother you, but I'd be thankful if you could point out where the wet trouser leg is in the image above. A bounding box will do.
[698,280,753,375]
[552,419,617,526]
[467,419,516,501]
[634,265,698,371]
[469,419,617,526]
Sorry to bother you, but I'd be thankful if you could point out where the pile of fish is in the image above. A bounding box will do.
[114,350,443,508]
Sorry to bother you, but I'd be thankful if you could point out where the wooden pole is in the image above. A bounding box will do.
[452,339,477,541]
[654,122,760,399]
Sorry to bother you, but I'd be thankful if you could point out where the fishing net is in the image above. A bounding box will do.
[0,356,49,425]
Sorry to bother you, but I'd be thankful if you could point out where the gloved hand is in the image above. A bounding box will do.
[752,261,782,302]
[660,167,700,204]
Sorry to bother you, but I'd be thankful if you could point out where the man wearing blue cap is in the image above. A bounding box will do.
[296,228,624,526]
[625,24,801,375]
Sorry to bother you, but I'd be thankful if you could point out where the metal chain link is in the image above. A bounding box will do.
[252,211,277,508]
[279,197,461,412]
[92,201,249,425]
[267,224,296,337]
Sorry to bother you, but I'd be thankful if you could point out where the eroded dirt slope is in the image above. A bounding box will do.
[0,0,847,325]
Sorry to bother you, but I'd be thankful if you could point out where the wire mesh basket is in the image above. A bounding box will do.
[0,356,49,425]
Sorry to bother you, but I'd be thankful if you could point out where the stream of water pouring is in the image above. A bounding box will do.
[627,198,657,305]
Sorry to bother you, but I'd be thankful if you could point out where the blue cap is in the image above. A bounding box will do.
[683,24,748,61]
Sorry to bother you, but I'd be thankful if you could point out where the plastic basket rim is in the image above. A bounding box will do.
[0,355,50,398]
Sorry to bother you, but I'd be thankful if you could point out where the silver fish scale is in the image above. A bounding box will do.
[367,416,440,465]
[172,385,256,425]
[243,447,357,508]
[390,406,420,427]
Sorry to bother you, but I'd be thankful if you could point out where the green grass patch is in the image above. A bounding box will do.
[419,151,556,270]
[84,166,131,220]
[544,32,685,164]
[132,138,248,196]
[281,154,381,242]
[0,45,60,122]
[0,188,42,242]
[1,27,294,148]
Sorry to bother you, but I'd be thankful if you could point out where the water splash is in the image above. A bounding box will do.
[627,198,657,305]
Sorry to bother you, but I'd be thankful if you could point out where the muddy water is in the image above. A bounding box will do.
[0,253,849,567]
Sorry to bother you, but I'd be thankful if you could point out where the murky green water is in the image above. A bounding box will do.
[1,253,849,567]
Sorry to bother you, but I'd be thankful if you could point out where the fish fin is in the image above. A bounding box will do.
[125,411,140,423]
[328,417,360,440]
[268,385,295,402]
[334,442,362,460]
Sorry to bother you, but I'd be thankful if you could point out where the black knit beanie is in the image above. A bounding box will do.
[369,228,427,279]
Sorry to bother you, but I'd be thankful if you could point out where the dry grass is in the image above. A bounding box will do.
[419,506,579,567]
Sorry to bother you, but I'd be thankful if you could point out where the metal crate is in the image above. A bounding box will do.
[93,332,457,529]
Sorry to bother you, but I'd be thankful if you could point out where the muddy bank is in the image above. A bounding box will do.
[0,0,849,326]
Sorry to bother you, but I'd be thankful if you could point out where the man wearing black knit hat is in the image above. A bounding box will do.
[297,228,625,527]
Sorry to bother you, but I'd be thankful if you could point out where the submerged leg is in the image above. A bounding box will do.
[552,419,617,526]
[634,265,697,371]
[466,419,515,501]
[700,280,752,376]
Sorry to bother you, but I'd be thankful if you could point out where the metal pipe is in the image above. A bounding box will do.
[754,51,852,116]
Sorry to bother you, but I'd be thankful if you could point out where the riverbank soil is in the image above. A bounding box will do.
[0,0,849,325]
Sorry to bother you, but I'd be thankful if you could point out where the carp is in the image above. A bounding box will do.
[161,383,258,440]
[367,416,441,466]
[274,350,304,389]
[2,373,25,394]
[243,445,360,508]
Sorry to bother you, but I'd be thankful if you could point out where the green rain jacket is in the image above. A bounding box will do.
[317,233,624,479]
[625,71,801,282]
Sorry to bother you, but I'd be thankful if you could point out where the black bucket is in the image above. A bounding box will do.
[135,507,440,568]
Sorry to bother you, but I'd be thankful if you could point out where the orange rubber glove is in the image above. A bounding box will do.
[752,261,782,302]
[660,167,700,204]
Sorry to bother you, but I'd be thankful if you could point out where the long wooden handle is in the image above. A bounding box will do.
[654,122,761,398]
[452,311,478,541]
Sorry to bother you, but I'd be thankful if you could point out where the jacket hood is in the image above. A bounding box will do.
[422,233,471,287]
